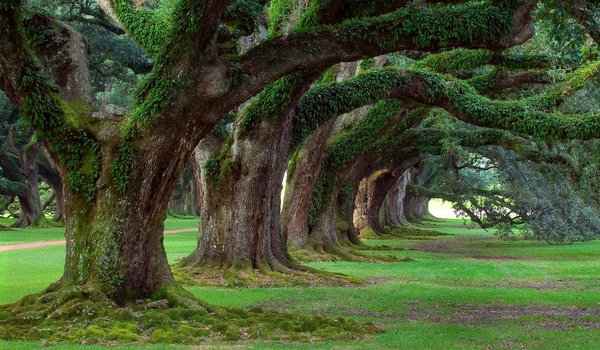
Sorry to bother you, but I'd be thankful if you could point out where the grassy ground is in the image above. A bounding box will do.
[1,218,599,349]
[0,217,198,245]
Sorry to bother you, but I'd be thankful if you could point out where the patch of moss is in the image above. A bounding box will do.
[0,283,381,345]
[173,262,364,288]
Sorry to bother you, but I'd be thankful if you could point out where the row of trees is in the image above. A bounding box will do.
[0,0,598,343]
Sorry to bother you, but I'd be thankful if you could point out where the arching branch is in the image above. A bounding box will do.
[233,1,535,98]
[293,65,600,142]
[95,0,168,56]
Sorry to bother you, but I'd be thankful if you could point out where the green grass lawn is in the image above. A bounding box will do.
[0,217,199,245]
[1,218,600,349]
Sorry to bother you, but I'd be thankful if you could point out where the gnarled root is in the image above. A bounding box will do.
[0,281,381,344]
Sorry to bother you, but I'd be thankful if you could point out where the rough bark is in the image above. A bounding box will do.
[38,156,64,221]
[168,161,198,217]
[282,119,336,249]
[404,168,432,222]
[183,122,297,272]
[0,141,45,227]
[354,158,420,234]
[383,169,412,227]
[307,170,359,255]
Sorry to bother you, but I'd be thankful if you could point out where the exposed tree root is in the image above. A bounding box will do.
[0,282,381,344]
[360,226,449,240]
[11,216,62,229]
[173,262,364,287]
[289,244,398,263]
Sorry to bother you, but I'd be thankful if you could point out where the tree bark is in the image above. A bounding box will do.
[307,171,358,255]
[283,119,336,249]
[183,121,297,272]
[354,160,420,234]
[168,162,198,217]
[403,168,432,222]
[38,156,64,222]
[0,141,45,227]
[52,117,206,302]
[383,169,411,227]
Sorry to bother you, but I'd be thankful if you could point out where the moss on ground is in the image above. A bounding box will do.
[289,245,398,264]
[173,263,364,288]
[0,282,380,345]
[360,226,449,240]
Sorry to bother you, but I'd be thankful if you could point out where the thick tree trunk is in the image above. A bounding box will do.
[333,178,361,246]
[0,142,45,227]
[283,119,336,249]
[383,169,411,227]
[354,171,382,235]
[307,163,366,255]
[183,121,296,272]
[403,168,432,222]
[13,186,43,227]
[404,192,431,222]
[61,185,173,301]
[354,160,420,235]
[38,157,64,222]
[168,162,198,217]
[52,127,197,303]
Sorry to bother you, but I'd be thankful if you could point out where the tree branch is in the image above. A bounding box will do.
[232,2,535,100]
[95,0,168,56]
[293,66,600,143]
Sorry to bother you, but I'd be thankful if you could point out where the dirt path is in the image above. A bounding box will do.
[0,228,197,252]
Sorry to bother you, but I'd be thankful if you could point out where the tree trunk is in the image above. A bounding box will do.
[168,162,198,217]
[333,178,361,246]
[355,160,420,235]
[306,163,365,256]
[404,192,431,222]
[49,124,201,304]
[383,169,411,227]
[183,120,296,272]
[0,141,45,227]
[38,156,64,222]
[354,171,383,235]
[403,168,432,222]
[283,119,336,249]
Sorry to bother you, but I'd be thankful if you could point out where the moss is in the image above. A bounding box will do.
[307,99,402,225]
[336,221,350,232]
[336,2,513,51]
[299,66,600,143]
[0,282,380,345]
[387,226,449,237]
[173,262,364,288]
[414,49,494,72]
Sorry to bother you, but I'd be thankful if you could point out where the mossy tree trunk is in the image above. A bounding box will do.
[183,121,297,272]
[305,151,382,254]
[354,170,389,235]
[403,168,432,222]
[307,171,357,255]
[283,119,336,249]
[56,128,197,302]
[355,160,420,235]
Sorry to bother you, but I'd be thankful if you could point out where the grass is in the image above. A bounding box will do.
[0,217,199,245]
[1,218,600,349]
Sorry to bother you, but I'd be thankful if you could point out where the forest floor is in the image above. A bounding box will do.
[1,218,599,349]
